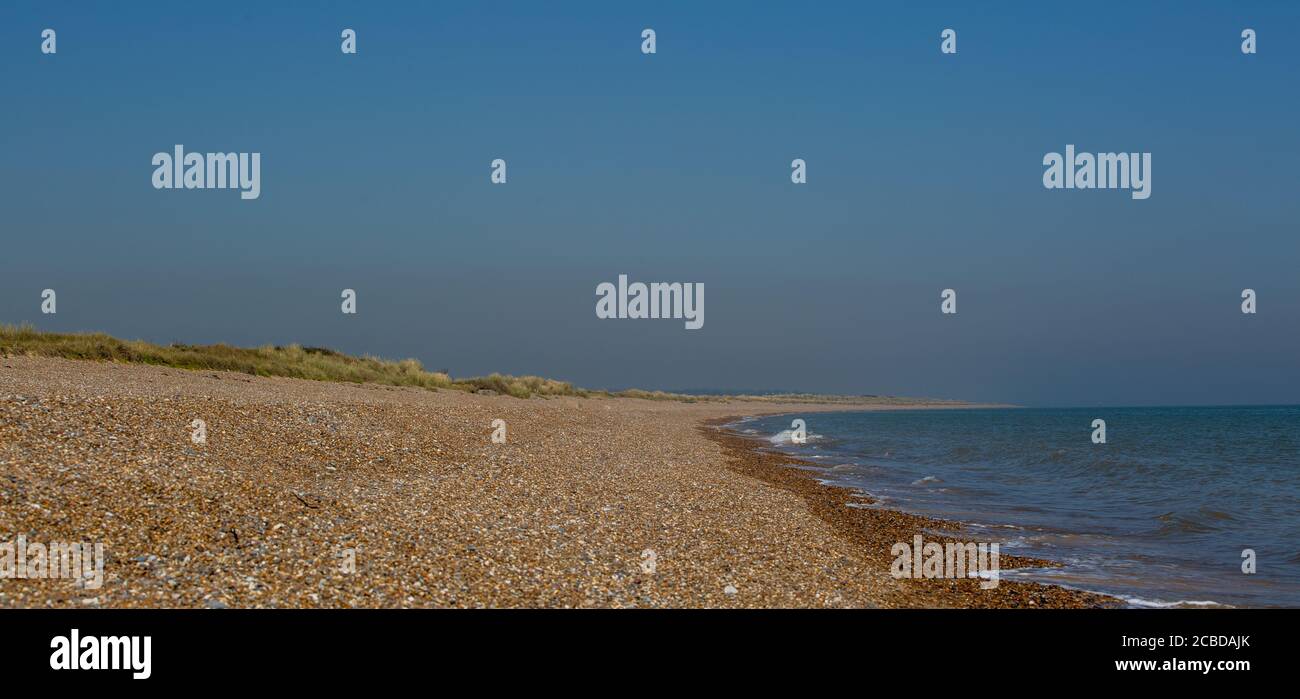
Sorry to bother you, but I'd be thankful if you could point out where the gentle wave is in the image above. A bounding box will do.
[736,406,1300,607]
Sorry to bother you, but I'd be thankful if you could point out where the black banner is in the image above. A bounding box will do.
[0,609,1286,687]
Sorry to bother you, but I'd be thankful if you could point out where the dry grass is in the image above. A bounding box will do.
[0,325,581,398]
[0,324,962,405]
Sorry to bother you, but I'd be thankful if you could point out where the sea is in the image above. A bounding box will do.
[733,406,1300,607]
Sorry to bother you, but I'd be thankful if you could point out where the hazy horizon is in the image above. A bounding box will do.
[3,1,1298,407]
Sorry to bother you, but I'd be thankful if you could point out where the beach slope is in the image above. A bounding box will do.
[0,357,1112,608]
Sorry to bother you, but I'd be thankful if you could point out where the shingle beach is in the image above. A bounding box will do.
[0,357,1115,608]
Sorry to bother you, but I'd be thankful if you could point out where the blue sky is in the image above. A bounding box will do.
[2,1,1298,406]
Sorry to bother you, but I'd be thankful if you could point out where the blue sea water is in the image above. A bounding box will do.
[737,407,1300,607]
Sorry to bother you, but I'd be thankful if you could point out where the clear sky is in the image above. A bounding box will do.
[2,1,1298,406]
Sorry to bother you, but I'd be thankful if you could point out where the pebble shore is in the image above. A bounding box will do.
[0,356,1115,608]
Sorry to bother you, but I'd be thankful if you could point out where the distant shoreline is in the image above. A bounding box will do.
[1,325,987,406]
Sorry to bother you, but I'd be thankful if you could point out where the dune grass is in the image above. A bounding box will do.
[0,324,962,405]
[0,324,586,399]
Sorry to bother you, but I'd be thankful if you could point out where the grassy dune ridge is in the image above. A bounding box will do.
[0,324,962,404]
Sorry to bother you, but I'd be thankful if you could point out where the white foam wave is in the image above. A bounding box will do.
[1124,597,1227,609]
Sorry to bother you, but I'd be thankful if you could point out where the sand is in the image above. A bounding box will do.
[0,356,1115,608]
